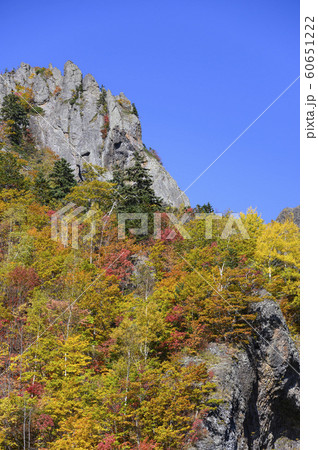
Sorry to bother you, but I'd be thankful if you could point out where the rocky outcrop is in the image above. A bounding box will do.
[189,295,300,449]
[0,62,189,207]
[276,206,300,228]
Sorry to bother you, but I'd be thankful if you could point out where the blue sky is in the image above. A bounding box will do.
[1,0,299,222]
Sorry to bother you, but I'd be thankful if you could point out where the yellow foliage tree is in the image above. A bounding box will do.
[255,219,300,331]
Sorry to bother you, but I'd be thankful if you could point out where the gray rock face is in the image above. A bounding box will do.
[190,298,299,449]
[0,62,189,207]
[276,206,300,228]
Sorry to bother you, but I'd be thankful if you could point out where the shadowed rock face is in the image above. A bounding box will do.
[189,298,299,449]
[276,206,300,228]
[0,61,189,207]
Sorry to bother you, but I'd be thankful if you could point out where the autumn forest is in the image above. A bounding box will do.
[0,88,300,449]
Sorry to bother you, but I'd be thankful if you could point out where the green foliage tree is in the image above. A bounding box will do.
[195,202,214,213]
[65,163,114,210]
[33,170,51,205]
[0,152,25,190]
[132,102,139,117]
[112,151,163,239]
[49,158,76,201]
[111,164,126,201]
[114,151,162,213]
[66,179,114,211]
[0,93,29,145]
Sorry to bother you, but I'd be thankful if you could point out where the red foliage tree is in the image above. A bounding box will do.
[7,266,40,307]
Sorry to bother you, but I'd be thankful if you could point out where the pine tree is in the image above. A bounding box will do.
[114,151,162,213]
[195,202,214,213]
[132,102,139,117]
[111,152,162,239]
[49,158,76,200]
[111,164,127,202]
[0,152,25,190]
[0,93,29,145]
[33,170,52,205]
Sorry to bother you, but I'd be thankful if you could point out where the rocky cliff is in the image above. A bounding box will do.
[0,61,189,207]
[188,293,300,449]
[276,206,300,228]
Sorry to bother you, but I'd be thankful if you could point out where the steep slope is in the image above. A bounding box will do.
[0,61,189,207]
[189,294,300,449]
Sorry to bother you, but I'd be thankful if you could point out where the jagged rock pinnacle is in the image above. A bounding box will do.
[0,61,190,207]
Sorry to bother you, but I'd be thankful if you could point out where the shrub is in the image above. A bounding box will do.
[69,83,83,106]
[117,97,131,109]
[52,86,61,96]
[34,67,45,75]
[148,147,162,164]
[34,67,52,78]
[101,114,110,139]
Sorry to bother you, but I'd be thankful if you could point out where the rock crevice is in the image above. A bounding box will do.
[190,299,300,449]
